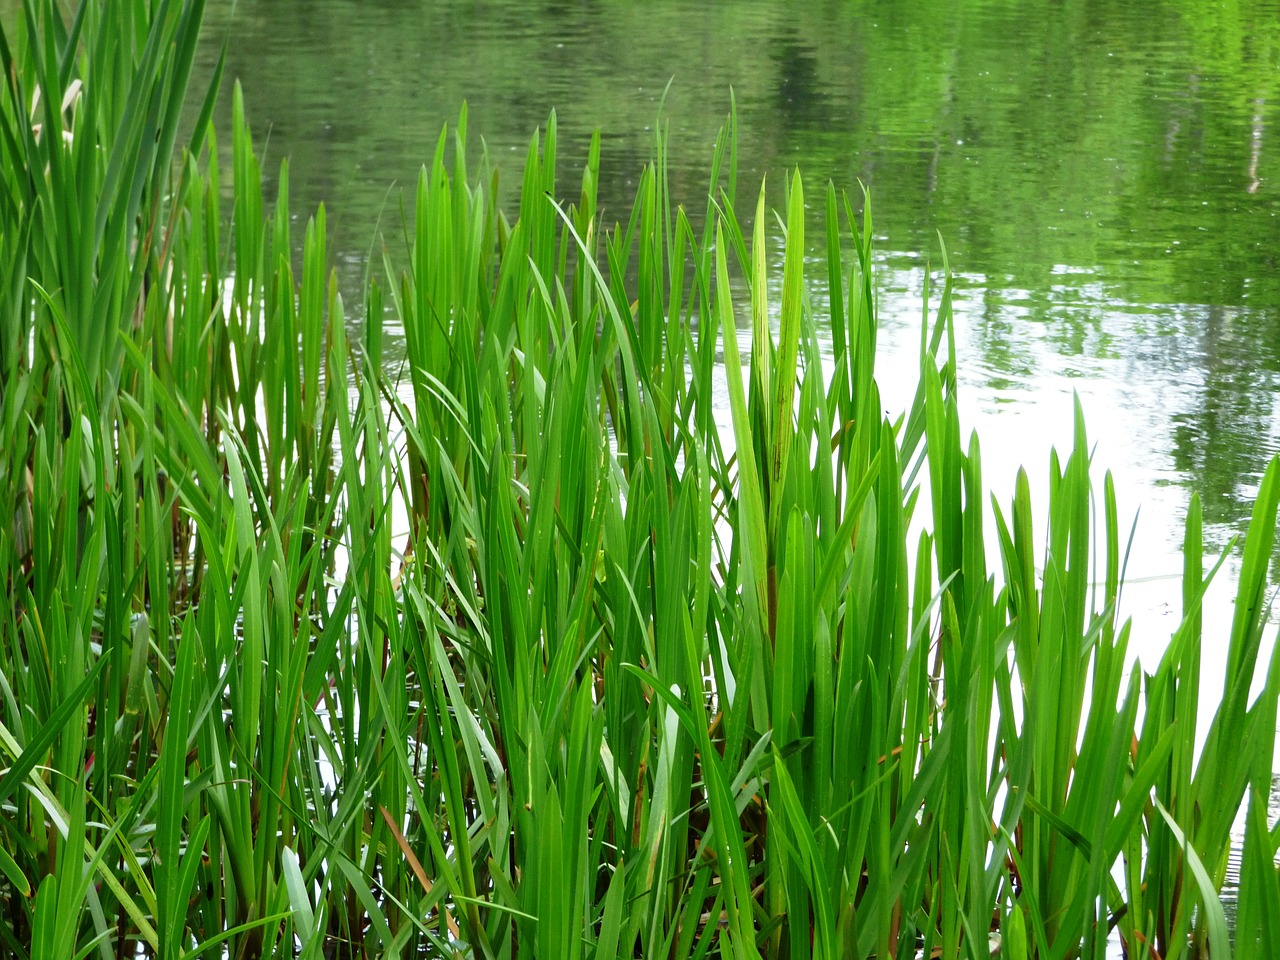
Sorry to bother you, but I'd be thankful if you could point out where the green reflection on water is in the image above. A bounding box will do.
[196,0,1280,542]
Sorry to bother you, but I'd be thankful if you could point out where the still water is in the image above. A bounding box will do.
[200,0,1280,526]
[201,0,1280,683]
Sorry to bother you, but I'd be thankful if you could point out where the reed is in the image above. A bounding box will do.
[1,1,1278,958]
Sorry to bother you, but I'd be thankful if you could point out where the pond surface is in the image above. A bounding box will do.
[197,0,1280,667]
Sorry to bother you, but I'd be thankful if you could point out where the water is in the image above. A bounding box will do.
[193,0,1280,934]
[198,0,1280,546]
[195,0,1280,723]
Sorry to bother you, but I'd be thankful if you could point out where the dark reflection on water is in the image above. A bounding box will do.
[192,0,1280,551]
[1221,774,1280,939]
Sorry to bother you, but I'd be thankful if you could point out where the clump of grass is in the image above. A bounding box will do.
[2,1,1279,958]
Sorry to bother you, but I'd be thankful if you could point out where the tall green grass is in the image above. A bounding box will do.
[2,1,1279,957]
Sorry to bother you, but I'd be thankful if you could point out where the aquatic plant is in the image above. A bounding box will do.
[1,1,1278,958]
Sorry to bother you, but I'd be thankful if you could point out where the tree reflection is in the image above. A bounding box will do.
[192,0,1280,546]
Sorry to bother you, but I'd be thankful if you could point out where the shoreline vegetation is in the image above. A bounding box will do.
[3,2,1279,958]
